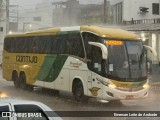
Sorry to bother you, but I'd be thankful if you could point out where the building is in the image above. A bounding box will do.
[12,0,112,31]
[0,0,9,43]
[111,0,160,24]
[52,0,112,26]
[0,0,9,63]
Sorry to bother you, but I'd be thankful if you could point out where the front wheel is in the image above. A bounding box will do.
[73,81,89,102]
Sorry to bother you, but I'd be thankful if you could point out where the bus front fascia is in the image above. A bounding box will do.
[88,42,108,60]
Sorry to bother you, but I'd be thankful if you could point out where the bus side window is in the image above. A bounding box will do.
[82,32,100,60]
[32,46,38,53]
[67,32,85,58]
[4,38,11,52]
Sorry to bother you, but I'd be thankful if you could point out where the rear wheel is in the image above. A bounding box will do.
[12,72,20,88]
[19,73,27,89]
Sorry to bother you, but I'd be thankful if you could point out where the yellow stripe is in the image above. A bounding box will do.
[111,80,135,87]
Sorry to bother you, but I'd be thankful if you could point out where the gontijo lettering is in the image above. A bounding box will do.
[16,56,38,63]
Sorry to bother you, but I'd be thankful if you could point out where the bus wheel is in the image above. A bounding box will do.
[73,81,88,102]
[12,72,20,88]
[19,73,27,89]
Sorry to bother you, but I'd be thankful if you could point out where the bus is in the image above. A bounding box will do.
[2,26,157,102]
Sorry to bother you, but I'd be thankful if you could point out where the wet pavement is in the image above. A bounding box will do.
[0,70,160,120]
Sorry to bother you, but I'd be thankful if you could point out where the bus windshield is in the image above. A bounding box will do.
[106,40,147,81]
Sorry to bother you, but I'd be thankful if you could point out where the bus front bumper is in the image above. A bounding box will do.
[103,86,148,101]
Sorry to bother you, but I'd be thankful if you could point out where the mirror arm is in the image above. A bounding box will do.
[89,42,108,60]
[143,45,157,57]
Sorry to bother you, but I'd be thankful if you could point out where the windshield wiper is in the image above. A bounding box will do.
[137,53,142,77]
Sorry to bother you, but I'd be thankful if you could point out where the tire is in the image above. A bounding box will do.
[12,72,20,88]
[19,73,27,89]
[73,81,89,102]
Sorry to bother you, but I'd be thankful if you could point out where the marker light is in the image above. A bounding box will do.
[108,84,116,89]
[106,41,123,45]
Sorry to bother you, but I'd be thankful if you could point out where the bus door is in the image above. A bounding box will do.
[88,46,103,98]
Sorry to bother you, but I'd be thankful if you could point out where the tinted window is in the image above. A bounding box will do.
[89,46,102,74]
[4,32,85,58]
[152,3,159,15]
[66,32,84,58]
[82,32,101,59]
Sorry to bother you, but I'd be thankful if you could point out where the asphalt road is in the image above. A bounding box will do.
[0,70,160,120]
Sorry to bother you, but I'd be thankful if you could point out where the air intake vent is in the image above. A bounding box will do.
[139,7,149,13]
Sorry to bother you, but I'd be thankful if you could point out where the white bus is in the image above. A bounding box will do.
[3,26,157,102]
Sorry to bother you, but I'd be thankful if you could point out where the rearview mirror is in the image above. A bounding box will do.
[88,42,108,60]
[143,45,157,57]
[143,45,157,62]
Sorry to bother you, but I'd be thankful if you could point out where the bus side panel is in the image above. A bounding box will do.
[70,69,88,95]
[54,68,69,91]
[34,55,68,89]
[52,57,72,92]
[2,63,13,81]
[65,57,89,95]
[2,52,18,81]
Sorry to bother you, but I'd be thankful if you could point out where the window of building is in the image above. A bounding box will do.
[0,27,3,32]
[33,17,42,21]
[152,3,159,15]
[113,2,123,23]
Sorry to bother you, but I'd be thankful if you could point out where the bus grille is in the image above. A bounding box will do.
[116,87,143,92]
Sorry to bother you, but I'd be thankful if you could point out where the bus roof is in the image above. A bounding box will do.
[6,26,138,40]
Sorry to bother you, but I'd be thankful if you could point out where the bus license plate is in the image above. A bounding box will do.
[126,95,134,100]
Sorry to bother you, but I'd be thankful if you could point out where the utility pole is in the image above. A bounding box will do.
[0,0,9,39]
[6,0,9,34]
[103,0,107,24]
[0,0,9,62]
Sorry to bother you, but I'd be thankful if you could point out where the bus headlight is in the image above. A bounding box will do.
[108,84,116,89]
[143,84,149,89]
[99,79,116,89]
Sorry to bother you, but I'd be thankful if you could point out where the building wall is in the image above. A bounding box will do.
[17,0,112,30]
[18,10,53,31]
[0,0,7,43]
[124,0,160,21]
[9,5,18,32]
[0,0,9,59]
[0,0,8,63]
[111,0,160,23]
